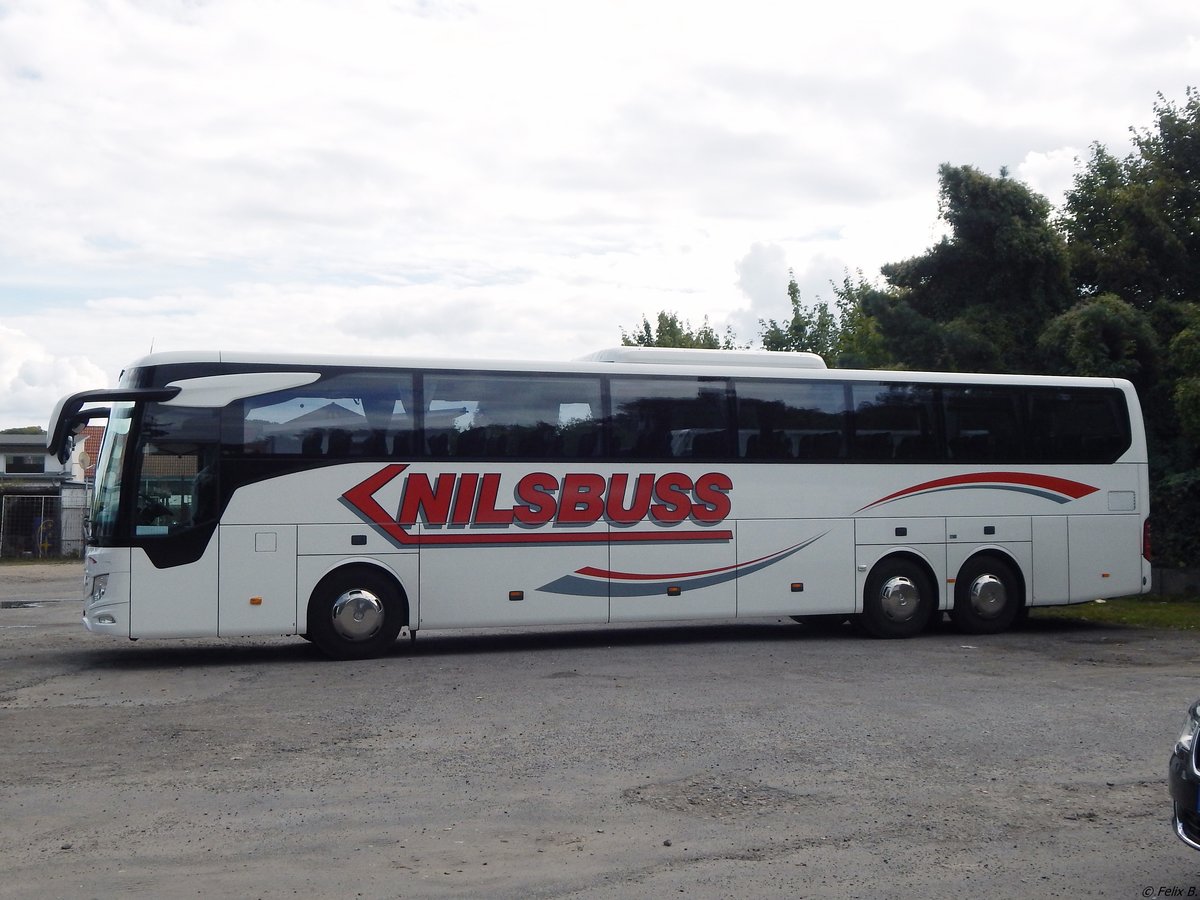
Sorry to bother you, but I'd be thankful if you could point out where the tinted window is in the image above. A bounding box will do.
[212,368,1131,467]
[609,377,730,459]
[423,372,602,459]
[133,404,221,536]
[735,379,846,460]
[4,455,45,474]
[235,372,415,459]
[942,386,1024,461]
[1027,388,1130,463]
[851,383,939,461]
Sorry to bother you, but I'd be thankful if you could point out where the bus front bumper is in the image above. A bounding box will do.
[82,569,131,636]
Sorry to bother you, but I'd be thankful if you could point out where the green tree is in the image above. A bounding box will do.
[759,270,892,368]
[1037,293,1160,386]
[1126,89,1200,306]
[759,272,838,357]
[872,164,1074,372]
[1060,89,1200,315]
[1058,143,1145,301]
[828,273,893,368]
[1169,309,1200,445]
[1056,89,1200,566]
[620,311,739,349]
[0,426,45,435]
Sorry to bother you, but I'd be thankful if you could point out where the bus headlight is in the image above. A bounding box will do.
[1176,700,1200,756]
[90,575,108,604]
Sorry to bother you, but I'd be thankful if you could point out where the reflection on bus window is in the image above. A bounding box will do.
[90,403,134,542]
[942,386,1023,461]
[851,383,938,461]
[237,372,416,459]
[133,405,221,536]
[423,373,603,459]
[609,377,729,459]
[735,379,846,460]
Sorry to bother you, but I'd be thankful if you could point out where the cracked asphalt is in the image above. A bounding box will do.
[1,562,1198,898]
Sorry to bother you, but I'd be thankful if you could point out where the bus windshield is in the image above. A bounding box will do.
[90,402,134,542]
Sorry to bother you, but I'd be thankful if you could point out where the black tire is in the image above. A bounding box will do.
[859,558,935,638]
[950,555,1022,635]
[306,566,405,660]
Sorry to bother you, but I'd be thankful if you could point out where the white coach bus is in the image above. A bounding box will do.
[48,348,1151,659]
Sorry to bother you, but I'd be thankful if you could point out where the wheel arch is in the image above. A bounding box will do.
[864,550,941,611]
[956,547,1027,609]
[302,557,412,635]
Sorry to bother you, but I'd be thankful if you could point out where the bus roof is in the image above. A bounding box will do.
[576,347,827,369]
[118,349,1134,392]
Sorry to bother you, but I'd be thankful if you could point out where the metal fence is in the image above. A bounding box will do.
[0,492,86,558]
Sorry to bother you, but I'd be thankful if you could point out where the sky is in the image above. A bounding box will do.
[1,0,1198,430]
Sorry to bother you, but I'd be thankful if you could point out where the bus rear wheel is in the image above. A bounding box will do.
[859,559,934,638]
[951,555,1021,635]
[307,567,405,660]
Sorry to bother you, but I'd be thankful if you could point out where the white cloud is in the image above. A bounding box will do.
[735,243,790,312]
[1017,147,1085,209]
[0,324,107,430]
[0,0,1197,428]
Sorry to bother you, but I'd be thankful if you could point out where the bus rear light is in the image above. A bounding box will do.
[1143,518,1152,562]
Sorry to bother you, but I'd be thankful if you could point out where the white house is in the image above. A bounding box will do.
[0,431,92,557]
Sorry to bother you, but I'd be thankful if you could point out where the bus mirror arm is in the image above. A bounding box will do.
[47,386,181,464]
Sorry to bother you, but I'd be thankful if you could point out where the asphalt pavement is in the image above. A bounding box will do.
[1,562,1198,898]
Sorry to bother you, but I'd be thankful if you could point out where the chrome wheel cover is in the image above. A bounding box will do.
[968,573,1006,619]
[879,576,920,623]
[330,588,385,642]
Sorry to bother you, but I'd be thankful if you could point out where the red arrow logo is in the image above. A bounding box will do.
[341,464,733,548]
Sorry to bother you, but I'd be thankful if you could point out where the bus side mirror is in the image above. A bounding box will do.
[52,410,106,464]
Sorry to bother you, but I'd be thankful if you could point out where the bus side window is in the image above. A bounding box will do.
[238,372,415,460]
[734,378,846,461]
[423,372,603,460]
[609,376,731,460]
[851,383,937,461]
[1027,389,1130,463]
[943,386,1023,462]
[133,405,221,535]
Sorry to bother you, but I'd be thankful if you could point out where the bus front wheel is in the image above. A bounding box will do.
[951,555,1022,635]
[307,567,405,660]
[859,559,935,638]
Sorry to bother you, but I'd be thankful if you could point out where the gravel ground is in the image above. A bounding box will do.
[1,562,1198,898]
[0,560,83,602]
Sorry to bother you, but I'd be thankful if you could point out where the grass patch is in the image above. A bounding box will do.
[1030,595,1200,630]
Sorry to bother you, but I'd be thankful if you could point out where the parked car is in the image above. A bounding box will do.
[1170,699,1200,850]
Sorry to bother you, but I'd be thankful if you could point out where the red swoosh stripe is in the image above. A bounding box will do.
[859,471,1099,511]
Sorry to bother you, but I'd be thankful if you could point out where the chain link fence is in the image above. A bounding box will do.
[0,489,87,558]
